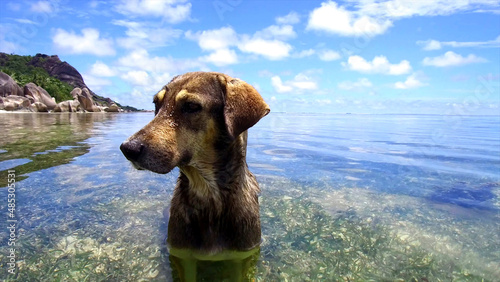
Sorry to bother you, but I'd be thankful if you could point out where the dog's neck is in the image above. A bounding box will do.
[178,132,250,211]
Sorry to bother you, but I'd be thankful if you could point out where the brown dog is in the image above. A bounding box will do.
[120,72,270,254]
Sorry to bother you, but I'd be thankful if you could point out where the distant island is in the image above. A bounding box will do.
[0,53,139,112]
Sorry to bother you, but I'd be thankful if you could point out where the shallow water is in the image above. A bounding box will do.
[0,112,499,281]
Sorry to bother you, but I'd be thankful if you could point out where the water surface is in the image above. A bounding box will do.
[0,112,499,281]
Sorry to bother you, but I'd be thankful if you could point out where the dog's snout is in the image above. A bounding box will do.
[120,139,144,161]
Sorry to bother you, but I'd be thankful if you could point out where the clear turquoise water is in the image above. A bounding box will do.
[0,112,499,281]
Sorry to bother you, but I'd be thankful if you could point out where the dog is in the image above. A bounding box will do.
[120,72,270,255]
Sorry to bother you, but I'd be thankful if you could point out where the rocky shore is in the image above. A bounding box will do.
[0,71,121,113]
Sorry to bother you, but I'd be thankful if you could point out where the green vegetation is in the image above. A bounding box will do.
[117,103,141,112]
[0,54,73,102]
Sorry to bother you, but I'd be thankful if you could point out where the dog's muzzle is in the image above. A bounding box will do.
[120,139,144,163]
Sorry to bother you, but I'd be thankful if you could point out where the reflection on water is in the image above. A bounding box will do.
[169,247,259,281]
[0,113,499,281]
[0,113,115,187]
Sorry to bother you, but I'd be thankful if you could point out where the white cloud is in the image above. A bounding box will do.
[418,39,442,51]
[344,55,411,75]
[185,26,238,51]
[318,49,341,61]
[276,11,300,25]
[294,49,316,58]
[271,73,318,93]
[355,0,500,18]
[82,74,112,92]
[306,1,392,37]
[338,78,373,90]
[118,49,173,73]
[417,36,500,50]
[30,1,53,13]
[307,1,499,38]
[121,70,150,86]
[112,20,182,49]
[89,61,116,77]
[255,24,296,40]
[187,25,295,61]
[238,37,292,60]
[52,28,115,56]
[185,27,240,66]
[117,48,203,75]
[201,48,238,66]
[115,0,191,23]
[271,76,293,93]
[422,51,487,67]
[394,73,427,89]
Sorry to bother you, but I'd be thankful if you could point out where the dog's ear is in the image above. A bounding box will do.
[218,75,270,139]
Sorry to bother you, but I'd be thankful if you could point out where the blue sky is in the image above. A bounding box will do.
[1,0,499,114]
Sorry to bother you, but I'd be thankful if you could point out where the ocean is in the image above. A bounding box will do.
[0,112,499,280]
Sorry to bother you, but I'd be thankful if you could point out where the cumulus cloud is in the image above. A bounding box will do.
[201,48,238,66]
[307,1,499,38]
[276,11,301,25]
[394,73,427,89]
[185,26,238,51]
[121,70,150,86]
[318,49,341,61]
[254,24,297,40]
[306,1,392,37]
[294,49,316,58]
[338,78,373,90]
[112,20,182,49]
[422,51,487,67]
[344,55,411,75]
[89,61,116,77]
[185,27,241,66]
[238,37,292,60]
[418,39,442,51]
[187,25,293,61]
[115,0,191,23]
[271,73,318,93]
[82,75,112,92]
[355,0,500,18]
[114,50,201,107]
[52,28,115,56]
[417,36,500,50]
[117,48,202,73]
[271,76,293,93]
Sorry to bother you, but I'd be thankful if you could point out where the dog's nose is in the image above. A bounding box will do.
[120,139,144,161]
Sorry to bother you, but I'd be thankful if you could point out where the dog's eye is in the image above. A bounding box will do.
[182,102,202,114]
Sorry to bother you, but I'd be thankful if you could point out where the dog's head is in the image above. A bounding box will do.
[120,72,270,174]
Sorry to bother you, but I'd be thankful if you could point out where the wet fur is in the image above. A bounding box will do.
[121,72,270,254]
